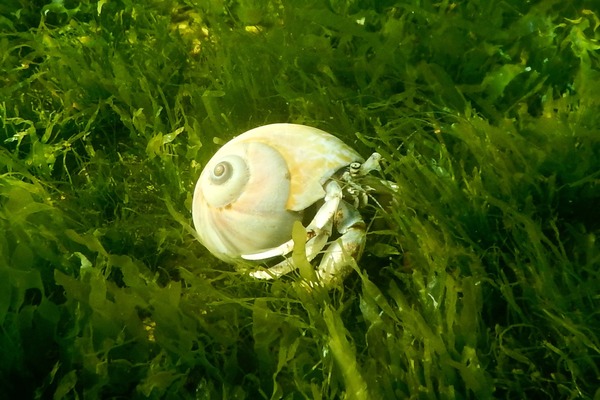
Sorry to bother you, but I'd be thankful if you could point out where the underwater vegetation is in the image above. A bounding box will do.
[1,0,599,398]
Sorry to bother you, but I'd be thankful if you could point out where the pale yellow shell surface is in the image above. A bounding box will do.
[192,123,363,262]
[227,124,363,210]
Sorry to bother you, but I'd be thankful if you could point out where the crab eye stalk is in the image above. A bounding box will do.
[350,162,362,176]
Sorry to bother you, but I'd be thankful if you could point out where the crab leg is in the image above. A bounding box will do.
[246,181,343,280]
[315,201,366,286]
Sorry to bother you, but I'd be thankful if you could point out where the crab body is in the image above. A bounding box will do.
[192,123,383,285]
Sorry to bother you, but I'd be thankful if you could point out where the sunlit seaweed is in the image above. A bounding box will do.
[1,0,599,398]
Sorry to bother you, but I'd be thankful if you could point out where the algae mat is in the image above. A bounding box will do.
[1,1,599,398]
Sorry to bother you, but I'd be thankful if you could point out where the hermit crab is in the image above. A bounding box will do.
[192,123,390,286]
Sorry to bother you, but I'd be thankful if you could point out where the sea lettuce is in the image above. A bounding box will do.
[1,0,599,398]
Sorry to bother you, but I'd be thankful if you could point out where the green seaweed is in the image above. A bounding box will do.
[1,0,599,398]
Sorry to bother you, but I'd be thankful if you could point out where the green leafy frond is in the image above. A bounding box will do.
[1,1,598,398]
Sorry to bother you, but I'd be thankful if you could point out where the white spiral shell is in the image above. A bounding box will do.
[192,123,363,263]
